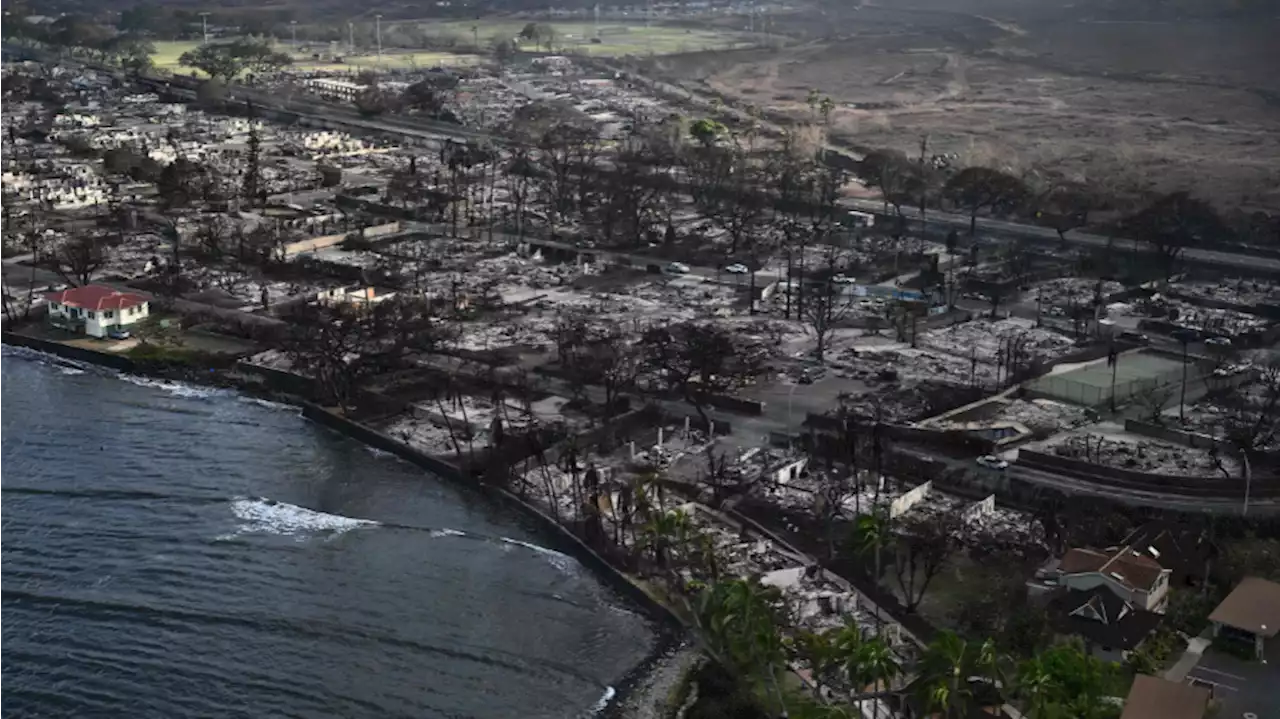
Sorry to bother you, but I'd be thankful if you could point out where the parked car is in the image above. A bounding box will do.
[1205,337,1234,348]
[798,368,824,384]
[976,455,1009,470]
[725,263,749,274]
[666,261,691,274]
[832,274,857,284]
[107,327,131,340]
[1118,331,1150,344]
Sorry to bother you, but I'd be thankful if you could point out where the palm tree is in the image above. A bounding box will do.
[914,632,1005,719]
[793,628,837,699]
[853,634,901,700]
[694,578,791,716]
[830,620,900,717]
[639,507,694,570]
[851,511,889,583]
[1013,655,1059,719]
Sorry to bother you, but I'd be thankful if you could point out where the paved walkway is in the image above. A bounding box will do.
[1164,630,1214,682]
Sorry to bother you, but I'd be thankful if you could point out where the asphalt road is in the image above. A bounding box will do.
[1005,464,1277,515]
[840,198,1280,275]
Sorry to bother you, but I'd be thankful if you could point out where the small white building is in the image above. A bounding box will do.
[304,78,367,102]
[46,285,151,338]
[316,286,397,307]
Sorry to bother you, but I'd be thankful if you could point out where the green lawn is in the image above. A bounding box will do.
[416,20,754,56]
[149,40,483,77]
[292,51,485,72]
[151,20,751,78]
[150,40,202,71]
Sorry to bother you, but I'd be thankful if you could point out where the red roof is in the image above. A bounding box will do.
[46,285,149,311]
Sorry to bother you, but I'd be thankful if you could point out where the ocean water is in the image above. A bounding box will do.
[1,348,656,718]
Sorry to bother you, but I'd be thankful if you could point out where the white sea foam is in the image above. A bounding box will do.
[237,397,298,412]
[228,497,379,540]
[4,346,97,375]
[588,686,616,715]
[117,374,221,399]
[430,528,467,538]
[500,537,578,573]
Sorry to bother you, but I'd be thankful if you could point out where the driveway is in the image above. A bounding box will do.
[1185,642,1280,719]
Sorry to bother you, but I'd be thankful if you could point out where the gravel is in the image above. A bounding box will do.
[606,642,702,719]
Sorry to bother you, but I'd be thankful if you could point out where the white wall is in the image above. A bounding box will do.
[1061,571,1168,612]
[889,481,931,519]
[51,301,149,338]
[85,310,107,337]
[117,302,150,328]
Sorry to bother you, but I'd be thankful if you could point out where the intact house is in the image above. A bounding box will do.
[1120,521,1214,589]
[47,285,150,338]
[1048,588,1162,662]
[1029,545,1172,661]
[1039,546,1172,612]
[1120,674,1211,719]
[1208,576,1280,661]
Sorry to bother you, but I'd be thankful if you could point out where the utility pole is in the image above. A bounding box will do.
[594,3,600,39]
[199,12,210,45]
[918,134,930,236]
[348,22,354,54]
[375,14,383,65]
[290,20,297,46]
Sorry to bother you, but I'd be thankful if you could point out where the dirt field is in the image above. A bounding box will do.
[662,2,1280,211]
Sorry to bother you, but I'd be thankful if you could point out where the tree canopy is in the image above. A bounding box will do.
[178,39,292,83]
[1123,191,1232,280]
[943,167,1029,235]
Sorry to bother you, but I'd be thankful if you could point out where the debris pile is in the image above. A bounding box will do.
[921,318,1076,366]
[1044,432,1238,477]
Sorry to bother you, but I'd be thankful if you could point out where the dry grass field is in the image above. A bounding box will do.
[660,2,1280,211]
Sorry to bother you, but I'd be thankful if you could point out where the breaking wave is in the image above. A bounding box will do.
[236,397,298,412]
[221,502,570,571]
[500,537,579,573]
[2,344,92,373]
[225,497,379,540]
[587,686,616,715]
[117,374,223,400]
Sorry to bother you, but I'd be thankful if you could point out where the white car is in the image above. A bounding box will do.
[832,274,857,284]
[666,262,691,274]
[725,263,749,274]
[976,455,1009,470]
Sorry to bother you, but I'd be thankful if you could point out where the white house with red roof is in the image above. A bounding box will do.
[46,285,150,338]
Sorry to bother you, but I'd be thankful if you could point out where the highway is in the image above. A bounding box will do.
[840,197,1280,275]
[1005,464,1277,515]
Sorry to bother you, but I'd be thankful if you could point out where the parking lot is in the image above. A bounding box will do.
[1185,642,1280,719]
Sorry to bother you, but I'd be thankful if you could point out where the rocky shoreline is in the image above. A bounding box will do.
[605,642,702,719]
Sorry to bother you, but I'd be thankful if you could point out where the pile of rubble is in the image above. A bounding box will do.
[1175,279,1280,308]
[921,318,1076,366]
[1044,432,1239,477]
[992,398,1092,435]
[841,344,998,388]
[1024,278,1125,309]
[1125,295,1268,336]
